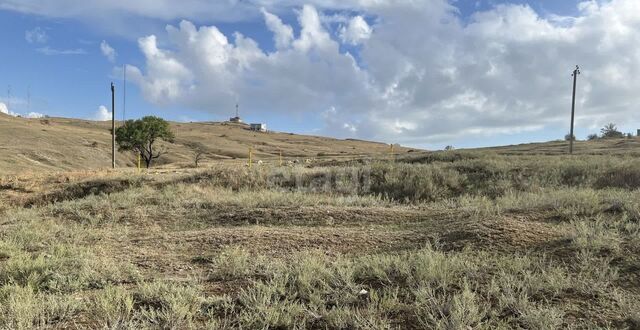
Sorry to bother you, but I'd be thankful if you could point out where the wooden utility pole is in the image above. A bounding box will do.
[111,82,116,168]
[569,65,580,154]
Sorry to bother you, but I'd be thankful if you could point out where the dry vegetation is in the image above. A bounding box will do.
[2,138,640,328]
[0,114,409,175]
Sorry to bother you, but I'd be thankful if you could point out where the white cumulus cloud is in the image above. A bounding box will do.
[94,105,112,121]
[28,0,636,146]
[0,101,46,118]
[100,40,117,62]
[0,102,10,115]
[262,8,294,50]
[339,16,372,45]
[25,112,44,118]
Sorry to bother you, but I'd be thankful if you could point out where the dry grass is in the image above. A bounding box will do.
[0,114,410,176]
[1,149,640,328]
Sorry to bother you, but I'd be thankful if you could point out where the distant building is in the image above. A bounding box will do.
[250,123,267,132]
[637,129,640,137]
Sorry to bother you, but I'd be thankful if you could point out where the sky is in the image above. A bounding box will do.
[0,0,639,150]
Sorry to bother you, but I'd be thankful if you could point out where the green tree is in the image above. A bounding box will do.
[115,116,175,168]
[600,123,624,139]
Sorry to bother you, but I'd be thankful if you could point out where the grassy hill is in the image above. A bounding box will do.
[0,114,411,175]
[480,137,640,156]
[2,114,640,328]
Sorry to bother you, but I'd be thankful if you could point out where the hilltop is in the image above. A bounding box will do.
[0,114,411,175]
[3,113,640,176]
[480,137,640,156]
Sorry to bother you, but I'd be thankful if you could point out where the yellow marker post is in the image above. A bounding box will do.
[248,147,252,169]
[390,144,395,162]
[279,150,282,166]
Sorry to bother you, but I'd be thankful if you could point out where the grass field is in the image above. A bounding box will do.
[0,114,410,176]
[1,145,640,329]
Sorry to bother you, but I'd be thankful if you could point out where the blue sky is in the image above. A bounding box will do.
[1,0,639,150]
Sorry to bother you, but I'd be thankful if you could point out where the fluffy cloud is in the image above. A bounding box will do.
[115,0,640,145]
[25,112,44,118]
[100,40,117,62]
[0,102,11,115]
[94,105,112,121]
[25,26,48,43]
[128,5,372,117]
[262,8,294,49]
[0,101,45,118]
[339,16,372,45]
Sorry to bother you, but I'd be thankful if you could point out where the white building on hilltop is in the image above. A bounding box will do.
[250,123,267,132]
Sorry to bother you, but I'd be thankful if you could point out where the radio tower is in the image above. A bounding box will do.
[7,85,11,111]
[27,86,31,111]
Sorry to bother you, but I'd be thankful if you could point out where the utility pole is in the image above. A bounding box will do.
[111,82,116,169]
[123,65,127,123]
[569,65,580,154]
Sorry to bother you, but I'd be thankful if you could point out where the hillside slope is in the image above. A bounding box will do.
[0,114,411,175]
[481,138,640,156]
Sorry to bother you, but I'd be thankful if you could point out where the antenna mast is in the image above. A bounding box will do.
[236,103,239,118]
[7,85,11,111]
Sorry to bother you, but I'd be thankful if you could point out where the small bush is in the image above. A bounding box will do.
[134,282,203,328]
[594,164,640,190]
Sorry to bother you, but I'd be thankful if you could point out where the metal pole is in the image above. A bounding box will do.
[111,82,116,168]
[569,65,580,154]
[123,65,126,123]
[7,85,11,111]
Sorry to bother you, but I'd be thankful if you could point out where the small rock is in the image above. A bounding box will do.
[358,289,368,296]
